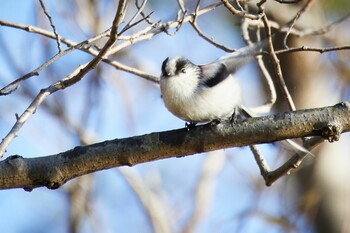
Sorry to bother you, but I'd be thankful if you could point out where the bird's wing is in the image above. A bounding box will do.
[199,62,230,87]
[199,40,267,88]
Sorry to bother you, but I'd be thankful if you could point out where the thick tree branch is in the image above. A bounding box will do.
[0,102,349,191]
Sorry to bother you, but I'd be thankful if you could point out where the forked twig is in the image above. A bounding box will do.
[0,0,128,158]
[177,0,234,52]
[0,29,110,95]
[221,0,260,20]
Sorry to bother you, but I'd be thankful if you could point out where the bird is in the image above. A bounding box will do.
[159,41,313,156]
[160,42,265,126]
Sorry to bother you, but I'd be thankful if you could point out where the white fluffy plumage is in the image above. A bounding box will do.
[160,42,267,123]
[160,56,241,123]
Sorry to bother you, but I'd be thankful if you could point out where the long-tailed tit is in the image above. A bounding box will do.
[160,42,264,124]
[160,42,312,155]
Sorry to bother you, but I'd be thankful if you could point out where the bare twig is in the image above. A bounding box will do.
[118,168,171,233]
[249,131,321,186]
[0,2,223,84]
[135,0,153,25]
[0,0,128,158]
[0,19,159,85]
[234,0,245,11]
[221,0,260,20]
[249,145,271,178]
[0,29,110,95]
[246,13,350,37]
[104,59,159,83]
[164,8,187,36]
[0,65,85,158]
[185,0,234,52]
[276,45,350,54]
[106,2,224,56]
[282,0,314,47]
[0,19,79,45]
[263,137,324,186]
[301,13,350,36]
[183,151,225,233]
[273,0,302,3]
[119,0,152,35]
[66,175,96,233]
[38,0,62,52]
[241,18,277,114]
[258,4,296,111]
[118,11,154,36]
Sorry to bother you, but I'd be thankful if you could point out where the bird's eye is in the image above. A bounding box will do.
[181,68,186,73]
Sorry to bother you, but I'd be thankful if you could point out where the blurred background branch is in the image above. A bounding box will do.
[0,0,350,233]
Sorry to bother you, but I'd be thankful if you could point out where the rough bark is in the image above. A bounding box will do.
[0,102,349,191]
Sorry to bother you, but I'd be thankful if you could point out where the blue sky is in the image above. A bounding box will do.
[3,0,349,232]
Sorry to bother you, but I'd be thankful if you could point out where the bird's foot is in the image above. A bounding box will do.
[230,107,241,124]
[210,119,222,126]
[185,122,197,131]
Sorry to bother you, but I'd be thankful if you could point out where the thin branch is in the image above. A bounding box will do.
[282,0,314,47]
[1,101,350,190]
[123,0,146,29]
[0,2,223,83]
[118,168,171,233]
[0,19,159,86]
[221,0,260,20]
[246,13,350,37]
[241,18,277,114]
[0,0,128,158]
[183,151,225,233]
[301,13,350,36]
[118,11,154,36]
[119,0,151,35]
[163,8,187,36]
[234,0,245,11]
[263,136,324,186]
[38,0,62,52]
[249,145,271,178]
[186,0,234,52]
[106,1,224,56]
[0,65,85,159]
[258,4,296,111]
[102,58,159,83]
[275,45,350,54]
[0,29,110,95]
[0,19,81,45]
[135,0,153,25]
[273,0,302,3]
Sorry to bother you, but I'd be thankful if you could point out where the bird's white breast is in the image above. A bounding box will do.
[160,74,242,123]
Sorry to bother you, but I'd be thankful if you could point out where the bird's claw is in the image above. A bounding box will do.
[185,122,197,131]
[210,119,222,126]
[230,107,241,124]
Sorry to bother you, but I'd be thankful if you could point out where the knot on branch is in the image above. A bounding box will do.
[320,123,342,143]
[46,167,65,190]
[5,155,25,168]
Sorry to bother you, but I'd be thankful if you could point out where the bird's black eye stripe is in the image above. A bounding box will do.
[202,64,229,87]
[161,57,169,76]
[175,59,188,74]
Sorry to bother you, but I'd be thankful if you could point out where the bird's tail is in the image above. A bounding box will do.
[218,39,268,74]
